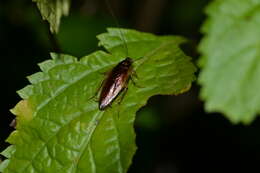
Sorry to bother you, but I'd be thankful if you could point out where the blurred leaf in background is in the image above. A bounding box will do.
[199,0,260,124]
[32,0,71,33]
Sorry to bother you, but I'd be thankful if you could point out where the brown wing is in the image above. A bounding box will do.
[98,58,133,110]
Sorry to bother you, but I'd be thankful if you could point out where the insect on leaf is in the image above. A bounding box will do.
[1,28,196,173]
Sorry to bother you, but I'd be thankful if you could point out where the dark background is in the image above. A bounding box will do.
[1,0,260,172]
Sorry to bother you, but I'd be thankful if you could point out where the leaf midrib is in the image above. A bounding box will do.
[18,107,102,173]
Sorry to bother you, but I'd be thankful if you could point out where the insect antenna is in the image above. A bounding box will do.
[105,0,129,57]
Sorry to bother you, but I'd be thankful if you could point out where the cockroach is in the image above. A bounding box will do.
[98,57,133,110]
[98,0,139,110]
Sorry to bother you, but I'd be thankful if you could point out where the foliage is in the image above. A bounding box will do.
[32,0,70,33]
[198,0,260,124]
[0,28,196,173]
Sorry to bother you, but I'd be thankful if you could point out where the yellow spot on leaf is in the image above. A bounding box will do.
[10,100,33,122]
[178,84,191,94]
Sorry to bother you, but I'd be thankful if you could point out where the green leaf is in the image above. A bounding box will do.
[32,0,70,33]
[1,28,196,173]
[1,146,16,159]
[198,0,260,124]
[0,160,9,173]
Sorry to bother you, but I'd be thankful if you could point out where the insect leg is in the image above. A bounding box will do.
[90,67,113,101]
[116,87,128,119]
[98,68,112,76]
[132,69,138,79]
[118,87,128,105]
[130,75,143,88]
[88,78,106,102]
